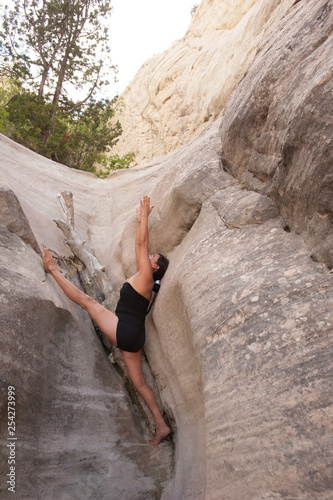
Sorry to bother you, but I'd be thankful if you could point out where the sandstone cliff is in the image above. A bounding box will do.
[111,0,296,164]
[1,0,333,499]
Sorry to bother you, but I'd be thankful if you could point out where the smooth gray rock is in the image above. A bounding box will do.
[219,0,333,268]
[0,0,332,498]
[0,224,172,499]
[1,112,332,500]
[0,181,41,254]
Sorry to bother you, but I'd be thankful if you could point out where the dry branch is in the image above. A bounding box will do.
[53,191,164,436]
[54,191,115,311]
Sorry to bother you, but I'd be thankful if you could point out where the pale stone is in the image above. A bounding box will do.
[0,0,333,498]
[0,138,173,499]
[111,0,295,165]
[219,0,333,268]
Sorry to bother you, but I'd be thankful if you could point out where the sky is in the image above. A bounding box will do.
[108,0,198,96]
[1,0,199,99]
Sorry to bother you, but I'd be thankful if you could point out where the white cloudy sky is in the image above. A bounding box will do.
[108,0,198,96]
[1,0,199,98]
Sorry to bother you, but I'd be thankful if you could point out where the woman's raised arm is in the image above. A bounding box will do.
[129,196,156,298]
[135,195,154,271]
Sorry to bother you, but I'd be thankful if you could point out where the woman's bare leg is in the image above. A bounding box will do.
[43,248,118,344]
[43,248,169,443]
[121,349,171,445]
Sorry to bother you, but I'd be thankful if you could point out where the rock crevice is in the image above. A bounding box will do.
[1,0,333,498]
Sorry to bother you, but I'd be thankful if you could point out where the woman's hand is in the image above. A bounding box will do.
[42,247,58,273]
[137,195,154,221]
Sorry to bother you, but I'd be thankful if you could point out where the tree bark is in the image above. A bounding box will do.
[54,191,115,311]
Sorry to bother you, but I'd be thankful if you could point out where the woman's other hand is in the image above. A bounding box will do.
[42,247,58,273]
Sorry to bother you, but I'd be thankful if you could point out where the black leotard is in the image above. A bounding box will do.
[115,282,150,352]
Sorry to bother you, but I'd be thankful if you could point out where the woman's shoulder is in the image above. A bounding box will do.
[127,273,153,301]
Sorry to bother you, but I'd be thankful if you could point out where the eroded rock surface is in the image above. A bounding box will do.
[0,0,333,499]
[219,0,333,268]
[111,0,295,164]
[0,140,173,500]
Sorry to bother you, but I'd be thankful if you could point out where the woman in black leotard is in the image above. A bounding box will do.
[42,195,170,445]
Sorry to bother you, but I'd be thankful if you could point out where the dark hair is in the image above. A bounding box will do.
[147,254,169,314]
[153,254,169,281]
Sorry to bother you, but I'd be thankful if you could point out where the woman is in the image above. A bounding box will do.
[42,195,171,446]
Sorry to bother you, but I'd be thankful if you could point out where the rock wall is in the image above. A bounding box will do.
[0,146,173,500]
[1,0,333,499]
[219,0,333,269]
[111,0,296,165]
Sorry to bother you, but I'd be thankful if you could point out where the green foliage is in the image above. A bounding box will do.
[0,77,20,133]
[1,0,114,108]
[1,90,125,173]
[4,91,65,152]
[96,153,135,178]
[55,98,122,172]
[0,1,133,177]
[0,104,9,133]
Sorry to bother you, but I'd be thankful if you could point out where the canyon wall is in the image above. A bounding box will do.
[1,0,333,499]
[111,0,296,165]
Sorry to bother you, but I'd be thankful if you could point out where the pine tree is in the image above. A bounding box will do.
[0,1,130,174]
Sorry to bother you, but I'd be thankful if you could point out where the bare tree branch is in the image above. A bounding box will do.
[54,191,115,311]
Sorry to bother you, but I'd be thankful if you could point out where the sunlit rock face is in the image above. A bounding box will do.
[219,0,333,269]
[0,0,333,498]
[0,148,173,500]
[111,0,295,164]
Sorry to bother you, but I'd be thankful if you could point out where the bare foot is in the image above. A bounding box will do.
[148,424,171,446]
[42,248,58,273]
